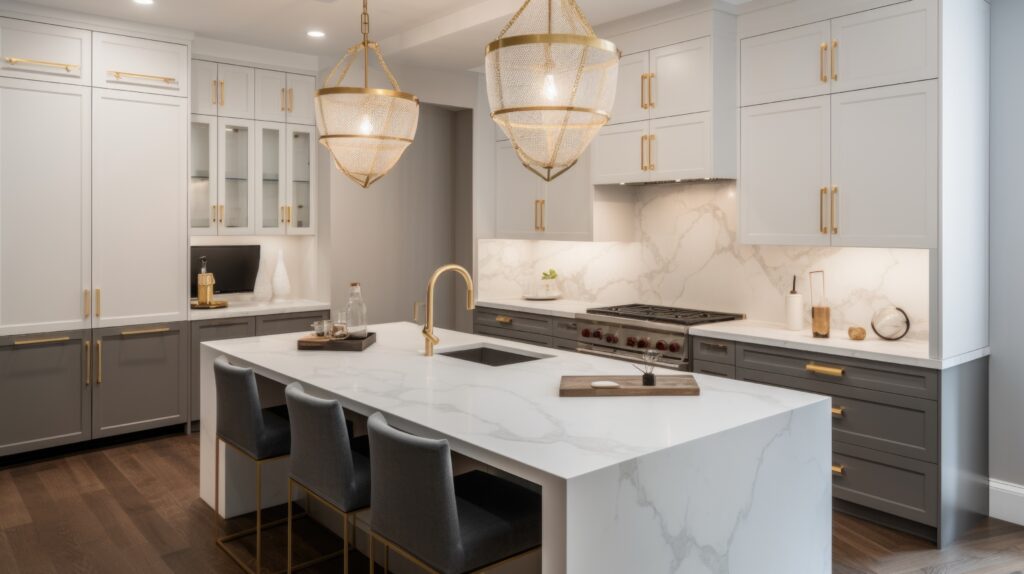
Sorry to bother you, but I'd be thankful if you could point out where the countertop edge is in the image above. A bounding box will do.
[188,300,330,322]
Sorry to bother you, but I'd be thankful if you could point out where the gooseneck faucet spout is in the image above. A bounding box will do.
[423,264,475,356]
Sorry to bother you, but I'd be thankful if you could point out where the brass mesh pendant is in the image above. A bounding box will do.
[315,0,419,188]
[485,0,619,181]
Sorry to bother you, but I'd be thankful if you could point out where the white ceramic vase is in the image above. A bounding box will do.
[253,250,274,302]
[271,249,292,300]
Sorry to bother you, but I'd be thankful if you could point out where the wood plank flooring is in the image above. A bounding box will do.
[1,430,1022,574]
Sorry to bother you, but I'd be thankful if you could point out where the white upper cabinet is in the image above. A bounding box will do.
[189,114,218,236]
[92,32,187,96]
[0,18,90,85]
[495,140,542,239]
[830,0,938,94]
[740,96,831,246]
[649,112,712,182]
[92,89,187,327]
[541,152,593,240]
[740,21,831,107]
[591,120,648,185]
[285,124,316,234]
[286,74,316,125]
[218,117,255,235]
[830,81,937,248]
[650,37,711,119]
[254,121,286,234]
[608,51,649,126]
[217,63,255,119]
[191,60,218,116]
[255,69,286,123]
[0,78,91,336]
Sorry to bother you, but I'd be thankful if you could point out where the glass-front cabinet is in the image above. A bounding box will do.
[218,117,254,235]
[286,124,316,235]
[189,115,218,235]
[255,122,286,234]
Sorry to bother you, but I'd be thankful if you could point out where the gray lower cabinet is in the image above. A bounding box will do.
[92,322,188,439]
[692,335,988,547]
[473,306,566,350]
[255,310,329,336]
[190,317,255,422]
[0,330,90,456]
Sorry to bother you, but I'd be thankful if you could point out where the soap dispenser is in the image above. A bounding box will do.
[192,256,228,309]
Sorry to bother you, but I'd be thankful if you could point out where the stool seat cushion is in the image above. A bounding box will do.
[454,471,541,573]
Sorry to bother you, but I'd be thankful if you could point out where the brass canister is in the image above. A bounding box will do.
[812,306,831,338]
[197,273,215,306]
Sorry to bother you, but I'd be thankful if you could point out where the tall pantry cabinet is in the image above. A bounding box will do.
[0,15,188,456]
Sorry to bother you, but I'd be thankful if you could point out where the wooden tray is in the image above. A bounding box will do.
[559,375,700,397]
[297,332,376,351]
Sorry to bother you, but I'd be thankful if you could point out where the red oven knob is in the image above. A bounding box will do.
[637,338,650,349]
[592,329,603,339]
[655,340,667,351]
[581,328,591,338]
[626,336,637,347]
[668,341,681,353]
[606,334,619,344]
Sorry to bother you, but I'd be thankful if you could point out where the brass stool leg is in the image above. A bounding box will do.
[368,535,373,574]
[343,512,350,574]
[256,459,263,573]
[287,478,293,574]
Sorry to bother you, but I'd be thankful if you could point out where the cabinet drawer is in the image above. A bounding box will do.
[0,18,90,85]
[255,311,329,336]
[736,343,937,399]
[92,32,187,95]
[692,337,735,364]
[475,325,552,348]
[552,317,581,340]
[693,360,736,379]
[474,308,552,336]
[552,337,579,352]
[832,442,938,527]
[739,367,937,462]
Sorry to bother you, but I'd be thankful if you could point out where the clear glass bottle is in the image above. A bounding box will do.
[346,282,368,338]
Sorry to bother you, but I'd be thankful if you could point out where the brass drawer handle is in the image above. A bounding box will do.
[495,315,514,325]
[121,327,171,337]
[831,464,845,476]
[14,336,71,346]
[4,56,78,72]
[819,43,827,83]
[84,340,90,386]
[831,406,845,417]
[96,288,101,317]
[96,340,102,384]
[701,342,729,352]
[110,70,177,84]
[805,362,845,377]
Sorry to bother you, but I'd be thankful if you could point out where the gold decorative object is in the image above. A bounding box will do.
[315,0,419,188]
[848,326,867,341]
[809,270,830,338]
[485,0,620,181]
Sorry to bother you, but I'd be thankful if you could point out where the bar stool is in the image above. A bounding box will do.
[213,356,293,574]
[365,412,542,574]
[284,382,371,574]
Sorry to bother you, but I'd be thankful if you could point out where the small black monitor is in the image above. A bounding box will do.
[190,245,261,297]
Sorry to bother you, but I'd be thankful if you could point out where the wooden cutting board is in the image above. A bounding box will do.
[559,375,700,397]
[297,332,376,351]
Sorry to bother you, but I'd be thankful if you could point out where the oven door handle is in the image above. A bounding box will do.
[575,346,684,370]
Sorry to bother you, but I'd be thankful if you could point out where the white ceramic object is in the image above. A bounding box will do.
[590,380,621,389]
[271,249,291,300]
[253,250,274,302]
[871,306,910,340]
[786,293,804,331]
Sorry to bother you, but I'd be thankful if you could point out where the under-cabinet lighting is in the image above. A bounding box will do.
[307,30,325,38]
[133,0,154,5]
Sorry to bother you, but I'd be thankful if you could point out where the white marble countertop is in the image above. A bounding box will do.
[189,293,330,321]
[204,322,826,480]
[690,320,990,370]
[475,297,605,318]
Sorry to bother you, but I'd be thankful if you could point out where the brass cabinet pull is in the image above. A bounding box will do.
[831,464,845,476]
[701,342,729,352]
[831,40,838,81]
[281,88,286,111]
[84,340,90,386]
[831,186,839,234]
[288,88,294,112]
[647,134,656,171]
[538,199,546,231]
[819,43,828,83]
[640,73,649,110]
[534,199,541,230]
[219,204,225,223]
[110,70,177,84]
[495,315,514,325]
[219,80,225,106]
[96,340,102,384]
[95,288,101,317]
[84,289,91,318]
[831,406,846,417]
[13,336,70,346]
[640,134,648,171]
[212,79,218,105]
[4,56,78,72]
[280,205,286,223]
[121,327,170,336]
[819,187,828,234]
[805,362,845,377]
[211,204,218,226]
[647,73,655,108]
[286,205,292,224]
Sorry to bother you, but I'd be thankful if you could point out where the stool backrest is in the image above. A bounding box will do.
[213,356,265,458]
[284,383,359,510]
[367,412,462,571]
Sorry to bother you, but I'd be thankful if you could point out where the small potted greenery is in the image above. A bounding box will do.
[527,268,561,300]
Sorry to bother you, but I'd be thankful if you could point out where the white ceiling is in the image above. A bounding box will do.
[15,0,691,70]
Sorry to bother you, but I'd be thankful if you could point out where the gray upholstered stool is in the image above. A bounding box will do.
[284,382,371,574]
[213,356,293,574]
[366,412,541,574]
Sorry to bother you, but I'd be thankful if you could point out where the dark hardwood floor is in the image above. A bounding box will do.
[1,431,1022,574]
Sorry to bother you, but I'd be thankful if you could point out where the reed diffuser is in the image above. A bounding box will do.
[809,270,830,338]
[635,349,662,386]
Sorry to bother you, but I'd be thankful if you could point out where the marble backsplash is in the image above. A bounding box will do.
[478,181,930,340]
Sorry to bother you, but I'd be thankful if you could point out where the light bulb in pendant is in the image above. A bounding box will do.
[543,73,558,102]
[359,116,373,135]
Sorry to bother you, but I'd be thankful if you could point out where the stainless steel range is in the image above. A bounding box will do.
[574,304,744,370]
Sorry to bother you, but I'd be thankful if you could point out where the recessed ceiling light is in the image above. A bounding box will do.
[133,0,154,5]
[307,30,325,38]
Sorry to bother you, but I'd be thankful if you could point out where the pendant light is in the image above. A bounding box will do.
[485,0,619,181]
[315,0,419,188]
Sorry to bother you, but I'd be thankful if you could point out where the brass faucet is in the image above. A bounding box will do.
[422,264,475,356]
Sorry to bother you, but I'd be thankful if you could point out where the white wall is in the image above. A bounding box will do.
[989,0,1024,521]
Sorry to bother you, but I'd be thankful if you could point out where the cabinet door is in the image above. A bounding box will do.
[608,51,649,125]
[0,331,90,456]
[93,89,187,327]
[190,317,254,422]
[92,33,187,96]
[286,73,316,126]
[740,21,831,106]
[830,0,937,94]
[190,114,219,236]
[651,37,711,119]
[830,81,937,248]
[218,117,255,235]
[92,322,187,438]
[286,124,316,235]
[495,140,543,238]
[191,60,219,116]
[0,18,90,85]
[542,151,593,240]
[740,96,830,246]
[254,68,287,123]
[0,79,91,336]
[255,121,286,235]
[590,120,649,185]
[649,112,710,181]
[255,311,328,336]
[217,63,255,119]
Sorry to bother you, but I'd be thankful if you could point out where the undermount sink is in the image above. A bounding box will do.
[438,344,550,367]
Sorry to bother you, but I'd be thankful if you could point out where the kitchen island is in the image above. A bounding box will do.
[199,322,831,573]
